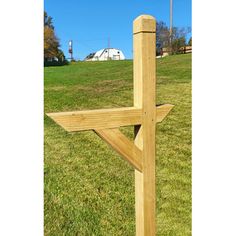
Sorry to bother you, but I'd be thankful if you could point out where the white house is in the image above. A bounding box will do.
[84,48,125,61]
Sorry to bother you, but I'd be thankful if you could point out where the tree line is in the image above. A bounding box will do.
[44,12,191,64]
[156,21,192,56]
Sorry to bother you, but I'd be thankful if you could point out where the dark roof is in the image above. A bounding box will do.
[84,52,95,60]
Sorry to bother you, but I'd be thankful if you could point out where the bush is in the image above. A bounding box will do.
[44,60,69,67]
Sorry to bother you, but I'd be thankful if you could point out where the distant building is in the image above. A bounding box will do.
[84,48,125,61]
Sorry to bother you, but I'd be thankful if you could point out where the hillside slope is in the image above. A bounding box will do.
[44,54,192,235]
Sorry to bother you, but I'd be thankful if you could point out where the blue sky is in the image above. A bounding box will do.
[45,0,191,60]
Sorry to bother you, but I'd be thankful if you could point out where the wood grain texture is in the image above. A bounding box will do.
[47,107,142,132]
[95,128,143,172]
[46,104,173,132]
[133,15,157,236]
[133,15,156,34]
[156,104,174,122]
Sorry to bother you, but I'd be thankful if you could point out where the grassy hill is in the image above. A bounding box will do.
[44,54,192,235]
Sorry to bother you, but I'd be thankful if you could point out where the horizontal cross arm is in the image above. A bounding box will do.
[94,128,143,172]
[46,104,174,132]
[156,104,174,122]
[47,107,142,132]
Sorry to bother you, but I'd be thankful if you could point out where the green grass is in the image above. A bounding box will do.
[44,54,192,235]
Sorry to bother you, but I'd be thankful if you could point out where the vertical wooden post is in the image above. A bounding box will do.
[133,15,157,236]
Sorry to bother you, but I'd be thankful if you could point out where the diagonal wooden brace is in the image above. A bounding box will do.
[95,128,143,172]
[46,104,173,174]
[47,104,173,173]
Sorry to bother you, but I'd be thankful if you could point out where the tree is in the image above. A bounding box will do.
[44,11,54,29]
[172,37,186,54]
[188,37,192,46]
[156,21,170,55]
[44,11,65,62]
[171,27,191,54]
[156,20,191,55]
[44,26,60,59]
[57,49,66,62]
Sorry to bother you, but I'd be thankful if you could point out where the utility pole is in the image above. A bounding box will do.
[170,0,173,53]
[69,40,73,61]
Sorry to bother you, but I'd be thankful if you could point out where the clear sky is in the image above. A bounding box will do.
[44,0,191,60]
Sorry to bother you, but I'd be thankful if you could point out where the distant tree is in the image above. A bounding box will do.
[188,37,192,46]
[57,49,66,62]
[172,37,186,54]
[44,11,65,62]
[171,27,191,54]
[172,27,187,40]
[156,21,191,55]
[156,21,170,55]
[44,26,59,59]
[44,11,54,29]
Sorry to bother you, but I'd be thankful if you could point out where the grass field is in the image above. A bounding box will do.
[44,54,192,235]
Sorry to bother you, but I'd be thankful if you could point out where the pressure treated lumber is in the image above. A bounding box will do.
[133,15,157,236]
[47,107,142,132]
[95,128,142,172]
[46,14,174,236]
[156,104,174,122]
[47,104,173,132]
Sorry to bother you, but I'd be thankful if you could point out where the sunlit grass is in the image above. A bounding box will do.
[44,54,191,235]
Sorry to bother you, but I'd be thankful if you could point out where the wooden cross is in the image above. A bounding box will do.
[47,15,174,236]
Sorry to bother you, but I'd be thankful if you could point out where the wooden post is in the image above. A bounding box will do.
[133,15,157,236]
[47,14,174,236]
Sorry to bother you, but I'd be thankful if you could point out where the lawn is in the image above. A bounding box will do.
[44,54,192,235]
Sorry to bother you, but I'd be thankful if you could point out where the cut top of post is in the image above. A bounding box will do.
[133,15,156,34]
